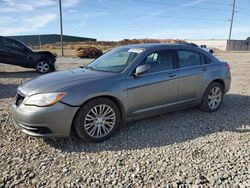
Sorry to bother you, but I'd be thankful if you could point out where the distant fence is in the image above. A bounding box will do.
[227,40,250,51]
[186,40,227,50]
[8,34,96,46]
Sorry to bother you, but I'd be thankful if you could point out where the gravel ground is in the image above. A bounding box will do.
[0,52,250,188]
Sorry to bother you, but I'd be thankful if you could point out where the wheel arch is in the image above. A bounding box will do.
[199,79,225,112]
[211,79,225,93]
[95,95,126,122]
[200,78,225,103]
[71,95,126,133]
[36,58,51,64]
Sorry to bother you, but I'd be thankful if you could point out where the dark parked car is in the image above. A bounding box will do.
[11,43,231,142]
[0,36,56,73]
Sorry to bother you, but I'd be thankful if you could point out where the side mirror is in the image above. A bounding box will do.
[134,64,151,76]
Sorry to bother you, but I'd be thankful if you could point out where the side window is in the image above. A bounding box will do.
[141,50,173,73]
[205,56,215,64]
[200,54,206,64]
[0,38,3,47]
[3,38,24,50]
[177,50,201,68]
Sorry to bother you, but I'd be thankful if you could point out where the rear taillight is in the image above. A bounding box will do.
[226,63,230,70]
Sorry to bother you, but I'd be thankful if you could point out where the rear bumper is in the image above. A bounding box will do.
[224,71,231,93]
[11,102,79,137]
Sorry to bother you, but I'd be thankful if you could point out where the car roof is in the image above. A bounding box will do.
[122,42,219,62]
[122,43,196,50]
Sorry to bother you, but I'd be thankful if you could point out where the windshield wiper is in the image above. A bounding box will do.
[84,66,97,71]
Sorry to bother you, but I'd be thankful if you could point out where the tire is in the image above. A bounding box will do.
[36,59,52,74]
[73,98,121,142]
[199,82,224,112]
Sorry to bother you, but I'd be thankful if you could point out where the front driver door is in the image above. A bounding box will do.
[2,38,28,66]
[127,50,179,118]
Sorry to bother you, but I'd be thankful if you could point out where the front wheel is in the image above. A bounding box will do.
[199,82,224,112]
[73,98,121,142]
[36,60,53,74]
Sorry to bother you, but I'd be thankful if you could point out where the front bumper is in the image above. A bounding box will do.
[54,64,59,70]
[11,102,79,137]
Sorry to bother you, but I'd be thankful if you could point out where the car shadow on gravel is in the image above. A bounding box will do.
[0,83,19,99]
[44,94,250,153]
[0,71,39,79]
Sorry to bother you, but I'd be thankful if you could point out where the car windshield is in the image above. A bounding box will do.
[85,47,144,73]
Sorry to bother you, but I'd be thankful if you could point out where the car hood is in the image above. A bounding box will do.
[19,68,113,96]
[35,51,56,57]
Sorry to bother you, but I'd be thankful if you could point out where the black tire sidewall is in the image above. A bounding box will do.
[200,82,224,112]
[73,98,121,142]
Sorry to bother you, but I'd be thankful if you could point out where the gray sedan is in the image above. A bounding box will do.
[11,44,231,142]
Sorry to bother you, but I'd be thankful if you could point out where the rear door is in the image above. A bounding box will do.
[2,37,28,66]
[175,49,204,104]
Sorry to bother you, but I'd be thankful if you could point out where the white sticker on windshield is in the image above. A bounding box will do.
[128,48,144,53]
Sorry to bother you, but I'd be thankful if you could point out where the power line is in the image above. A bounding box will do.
[133,0,231,12]
[236,8,250,16]
[72,6,229,23]
[186,0,229,6]
[4,0,249,18]
[3,0,249,16]
[132,0,250,18]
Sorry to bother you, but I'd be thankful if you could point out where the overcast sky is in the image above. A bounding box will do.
[0,0,249,40]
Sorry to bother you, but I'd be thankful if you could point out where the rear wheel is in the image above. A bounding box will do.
[199,82,224,112]
[36,60,52,74]
[73,98,121,142]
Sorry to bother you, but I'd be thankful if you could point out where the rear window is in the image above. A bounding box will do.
[177,50,201,68]
[205,56,215,64]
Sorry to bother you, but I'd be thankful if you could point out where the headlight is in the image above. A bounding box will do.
[24,92,65,107]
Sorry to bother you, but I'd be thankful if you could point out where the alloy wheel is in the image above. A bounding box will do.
[207,86,222,110]
[84,104,116,138]
[37,61,50,73]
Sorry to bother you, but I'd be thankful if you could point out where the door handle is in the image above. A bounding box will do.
[168,73,177,77]
[203,67,208,71]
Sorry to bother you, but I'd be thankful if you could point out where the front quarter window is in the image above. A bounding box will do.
[4,38,24,51]
[85,47,143,73]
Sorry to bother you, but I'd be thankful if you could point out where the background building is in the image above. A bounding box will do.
[8,34,96,46]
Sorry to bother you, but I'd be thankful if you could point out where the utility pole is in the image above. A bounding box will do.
[228,0,236,51]
[38,35,41,49]
[59,0,64,56]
